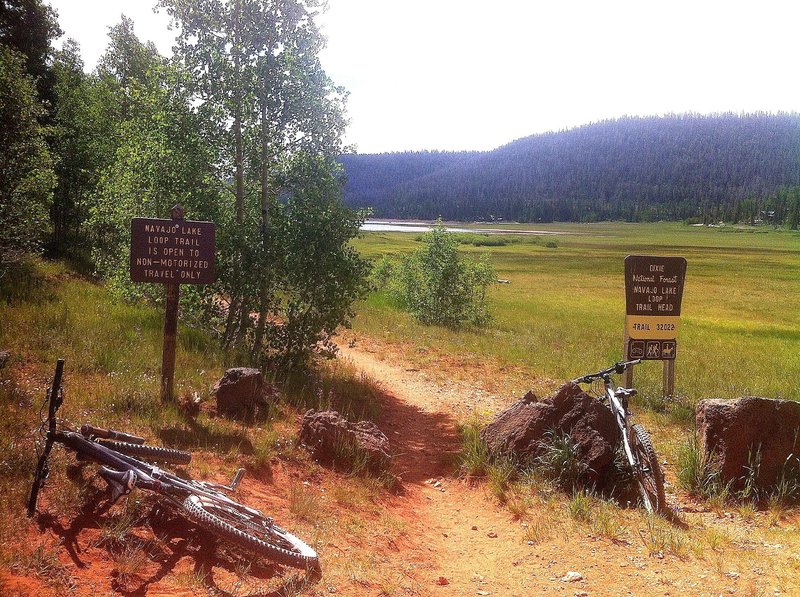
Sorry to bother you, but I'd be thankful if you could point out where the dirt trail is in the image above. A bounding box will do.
[338,344,540,595]
[3,342,796,595]
[337,343,786,597]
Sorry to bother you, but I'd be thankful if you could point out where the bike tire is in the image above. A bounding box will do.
[631,424,667,514]
[181,494,319,571]
[96,439,191,465]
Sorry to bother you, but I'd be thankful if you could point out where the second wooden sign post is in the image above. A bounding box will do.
[130,205,216,402]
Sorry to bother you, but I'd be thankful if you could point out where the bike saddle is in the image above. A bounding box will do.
[99,467,136,503]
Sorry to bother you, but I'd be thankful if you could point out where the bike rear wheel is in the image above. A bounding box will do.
[631,424,667,514]
[95,439,191,465]
[181,494,319,571]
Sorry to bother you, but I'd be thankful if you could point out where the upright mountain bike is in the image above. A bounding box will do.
[573,359,667,514]
[28,359,320,572]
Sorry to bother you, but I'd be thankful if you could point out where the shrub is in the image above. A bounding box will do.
[382,224,495,327]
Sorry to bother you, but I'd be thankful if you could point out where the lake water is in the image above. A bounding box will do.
[360,220,563,235]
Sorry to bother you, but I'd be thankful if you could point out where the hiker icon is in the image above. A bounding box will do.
[646,341,661,359]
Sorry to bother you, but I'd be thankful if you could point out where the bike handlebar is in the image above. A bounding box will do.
[80,424,145,445]
[572,359,641,384]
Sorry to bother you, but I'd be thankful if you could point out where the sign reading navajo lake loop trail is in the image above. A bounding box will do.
[130,216,216,284]
[130,206,216,403]
[622,254,687,398]
[624,255,687,360]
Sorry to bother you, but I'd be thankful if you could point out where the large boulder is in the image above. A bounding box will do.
[696,397,800,490]
[480,382,620,485]
[299,410,391,473]
[214,367,264,420]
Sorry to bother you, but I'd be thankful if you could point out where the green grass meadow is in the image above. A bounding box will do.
[352,223,800,403]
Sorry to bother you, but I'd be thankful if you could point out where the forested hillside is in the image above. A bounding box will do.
[340,114,800,225]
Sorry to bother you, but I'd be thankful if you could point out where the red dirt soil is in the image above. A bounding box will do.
[3,339,798,595]
[335,341,797,596]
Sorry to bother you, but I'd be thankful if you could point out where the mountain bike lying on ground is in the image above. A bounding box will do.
[573,359,667,514]
[28,359,319,572]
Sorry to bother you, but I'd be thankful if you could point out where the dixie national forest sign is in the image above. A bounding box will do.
[130,216,215,284]
[624,255,687,361]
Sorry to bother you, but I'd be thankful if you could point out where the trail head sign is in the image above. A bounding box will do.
[130,206,216,402]
[624,255,687,361]
[131,214,215,284]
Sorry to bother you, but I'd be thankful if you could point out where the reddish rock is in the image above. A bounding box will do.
[696,397,800,490]
[214,367,264,420]
[299,410,391,473]
[480,382,619,485]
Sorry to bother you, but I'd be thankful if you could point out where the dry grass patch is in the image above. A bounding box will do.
[589,500,628,542]
[9,541,76,592]
[287,482,321,522]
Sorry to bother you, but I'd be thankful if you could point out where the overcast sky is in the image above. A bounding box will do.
[47,0,800,154]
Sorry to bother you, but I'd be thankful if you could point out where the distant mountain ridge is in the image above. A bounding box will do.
[338,113,800,223]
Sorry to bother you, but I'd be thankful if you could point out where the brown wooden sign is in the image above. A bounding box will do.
[130,216,215,284]
[624,255,687,345]
[130,206,216,403]
[622,255,688,398]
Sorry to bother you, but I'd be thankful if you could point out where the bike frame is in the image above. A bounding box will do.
[604,374,658,513]
[574,358,658,513]
[601,376,638,473]
[28,369,263,525]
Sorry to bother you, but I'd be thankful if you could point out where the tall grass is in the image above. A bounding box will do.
[676,434,800,507]
[456,417,490,478]
[0,262,225,417]
[352,223,800,403]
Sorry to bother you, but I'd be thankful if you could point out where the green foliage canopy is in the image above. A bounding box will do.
[0,0,61,109]
[263,155,370,365]
[157,0,364,364]
[87,20,223,313]
[0,45,55,273]
[81,6,367,367]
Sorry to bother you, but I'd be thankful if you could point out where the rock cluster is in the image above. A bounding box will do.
[480,382,619,484]
[697,396,800,490]
[299,409,391,473]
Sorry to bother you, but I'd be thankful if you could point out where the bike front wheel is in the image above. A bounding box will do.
[631,424,667,514]
[181,494,319,571]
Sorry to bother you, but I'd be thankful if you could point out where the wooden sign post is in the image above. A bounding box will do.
[130,206,216,402]
[622,255,687,398]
